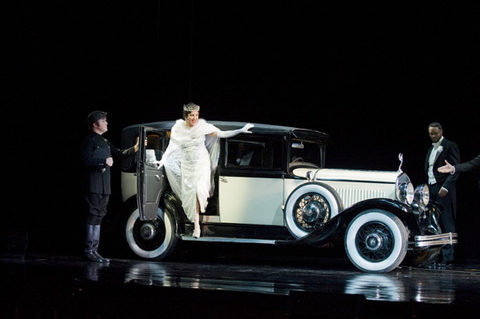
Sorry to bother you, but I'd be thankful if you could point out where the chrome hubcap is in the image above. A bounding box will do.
[365,233,383,251]
[140,223,156,241]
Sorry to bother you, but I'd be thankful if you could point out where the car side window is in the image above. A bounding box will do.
[145,133,165,165]
[225,137,283,170]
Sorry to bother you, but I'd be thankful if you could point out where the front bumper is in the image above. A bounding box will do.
[412,232,458,248]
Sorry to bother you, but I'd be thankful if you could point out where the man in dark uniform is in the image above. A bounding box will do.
[425,122,460,266]
[81,111,138,262]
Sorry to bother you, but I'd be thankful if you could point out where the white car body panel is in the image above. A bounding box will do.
[218,176,284,226]
[291,168,399,209]
[121,172,137,202]
[123,167,400,223]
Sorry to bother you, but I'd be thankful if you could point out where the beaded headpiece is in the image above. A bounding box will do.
[183,103,200,112]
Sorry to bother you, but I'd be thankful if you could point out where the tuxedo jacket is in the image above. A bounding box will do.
[455,155,480,174]
[425,137,461,191]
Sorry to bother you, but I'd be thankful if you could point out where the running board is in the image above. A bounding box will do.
[181,236,277,245]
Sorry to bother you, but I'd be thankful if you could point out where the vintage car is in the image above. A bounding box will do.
[119,121,457,272]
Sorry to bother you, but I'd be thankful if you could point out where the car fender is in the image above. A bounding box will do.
[161,191,188,231]
[278,198,419,247]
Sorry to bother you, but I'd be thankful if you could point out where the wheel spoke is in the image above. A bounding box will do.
[294,192,331,231]
[356,222,394,262]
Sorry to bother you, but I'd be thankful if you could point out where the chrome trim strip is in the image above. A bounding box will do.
[181,236,276,245]
[316,178,395,185]
[414,239,458,247]
[413,232,458,248]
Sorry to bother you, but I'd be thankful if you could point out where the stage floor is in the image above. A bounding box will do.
[2,244,480,318]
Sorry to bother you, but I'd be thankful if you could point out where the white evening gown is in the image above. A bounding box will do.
[161,119,220,222]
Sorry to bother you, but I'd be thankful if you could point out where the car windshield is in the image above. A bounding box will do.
[290,139,325,167]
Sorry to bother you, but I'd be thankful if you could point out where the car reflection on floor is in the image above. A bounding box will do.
[3,253,480,319]
[73,255,480,305]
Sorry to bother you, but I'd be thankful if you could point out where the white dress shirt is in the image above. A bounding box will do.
[428,136,444,185]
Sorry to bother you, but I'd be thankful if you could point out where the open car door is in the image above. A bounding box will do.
[137,126,168,221]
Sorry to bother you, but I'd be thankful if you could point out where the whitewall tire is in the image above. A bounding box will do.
[125,206,178,260]
[345,210,408,272]
[285,183,342,238]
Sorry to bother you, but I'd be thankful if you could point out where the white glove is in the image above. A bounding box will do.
[240,123,254,133]
[146,160,163,169]
[155,161,163,169]
[217,123,254,138]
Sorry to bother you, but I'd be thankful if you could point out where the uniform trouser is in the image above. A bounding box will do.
[429,183,456,263]
[84,193,110,225]
[83,194,109,255]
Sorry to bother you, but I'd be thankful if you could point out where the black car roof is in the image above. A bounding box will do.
[121,120,329,147]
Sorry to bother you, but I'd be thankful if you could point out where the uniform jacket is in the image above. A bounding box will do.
[81,132,136,194]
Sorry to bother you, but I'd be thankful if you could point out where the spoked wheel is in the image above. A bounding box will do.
[345,210,408,272]
[124,206,178,260]
[285,183,342,238]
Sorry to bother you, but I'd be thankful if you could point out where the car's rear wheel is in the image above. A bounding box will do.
[285,183,342,238]
[345,210,408,272]
[124,205,178,260]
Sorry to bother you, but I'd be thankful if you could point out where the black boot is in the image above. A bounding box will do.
[92,225,110,263]
[84,225,103,262]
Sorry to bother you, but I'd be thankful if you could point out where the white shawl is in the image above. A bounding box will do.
[161,119,220,221]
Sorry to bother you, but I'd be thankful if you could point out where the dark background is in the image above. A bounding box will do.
[4,1,480,260]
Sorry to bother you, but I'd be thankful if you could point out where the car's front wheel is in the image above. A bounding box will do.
[285,183,342,238]
[345,210,408,272]
[124,205,178,260]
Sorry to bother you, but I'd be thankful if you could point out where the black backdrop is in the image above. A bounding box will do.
[4,1,480,260]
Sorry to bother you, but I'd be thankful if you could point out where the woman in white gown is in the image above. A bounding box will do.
[160,103,254,238]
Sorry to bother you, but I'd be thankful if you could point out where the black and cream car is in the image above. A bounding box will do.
[119,121,457,272]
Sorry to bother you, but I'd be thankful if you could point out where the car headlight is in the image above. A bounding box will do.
[397,182,414,205]
[414,184,430,208]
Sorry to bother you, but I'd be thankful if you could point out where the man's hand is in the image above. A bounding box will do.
[134,137,140,152]
[438,160,454,174]
[106,157,114,167]
[438,187,448,197]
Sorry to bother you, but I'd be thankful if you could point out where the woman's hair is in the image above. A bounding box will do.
[182,102,200,119]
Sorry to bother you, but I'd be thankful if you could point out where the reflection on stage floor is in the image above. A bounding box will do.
[2,244,480,318]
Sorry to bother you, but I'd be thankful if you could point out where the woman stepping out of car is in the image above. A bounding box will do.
[158,103,254,238]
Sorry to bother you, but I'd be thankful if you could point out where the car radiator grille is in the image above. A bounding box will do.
[335,188,387,209]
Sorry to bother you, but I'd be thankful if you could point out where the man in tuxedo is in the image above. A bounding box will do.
[425,122,460,266]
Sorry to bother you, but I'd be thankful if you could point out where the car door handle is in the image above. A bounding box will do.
[220,177,228,183]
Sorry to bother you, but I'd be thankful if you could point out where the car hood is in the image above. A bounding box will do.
[292,168,401,184]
